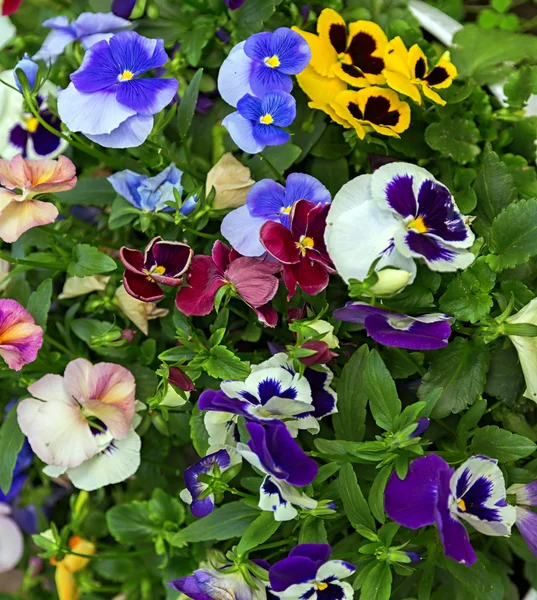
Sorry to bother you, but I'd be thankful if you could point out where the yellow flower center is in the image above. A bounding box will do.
[457,499,466,512]
[281,206,292,214]
[408,216,428,233]
[260,113,274,125]
[151,265,166,276]
[337,52,352,65]
[25,117,39,133]
[265,55,280,68]
[316,583,328,591]
[119,70,134,82]
[296,235,315,256]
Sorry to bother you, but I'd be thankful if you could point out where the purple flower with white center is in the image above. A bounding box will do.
[179,450,231,518]
[222,91,296,155]
[508,481,537,559]
[333,301,453,350]
[112,0,137,18]
[58,31,178,149]
[34,12,131,63]
[385,454,516,566]
[325,163,475,286]
[13,53,38,92]
[218,28,311,108]
[269,544,355,600]
[221,173,331,256]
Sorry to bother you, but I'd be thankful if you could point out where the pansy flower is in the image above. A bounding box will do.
[0,299,43,371]
[222,91,296,155]
[293,9,387,87]
[112,0,136,18]
[0,154,76,242]
[221,173,331,257]
[58,31,178,148]
[334,302,453,350]
[217,28,310,108]
[34,12,131,63]
[108,163,184,212]
[0,504,23,574]
[269,544,356,600]
[179,450,231,518]
[507,481,537,558]
[120,237,193,302]
[237,422,318,520]
[325,162,475,285]
[261,199,334,299]
[175,240,281,327]
[384,37,457,106]
[385,454,517,565]
[52,536,96,600]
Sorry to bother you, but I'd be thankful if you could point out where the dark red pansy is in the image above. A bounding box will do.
[260,200,335,299]
[120,237,193,302]
[2,0,23,15]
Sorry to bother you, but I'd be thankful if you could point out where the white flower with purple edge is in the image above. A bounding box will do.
[58,31,178,149]
[325,162,475,287]
[507,480,537,559]
[269,544,355,600]
[221,173,331,257]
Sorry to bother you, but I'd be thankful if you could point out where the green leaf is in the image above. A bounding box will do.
[456,398,487,443]
[310,157,350,196]
[339,464,376,532]
[504,65,537,109]
[169,502,258,545]
[236,511,281,555]
[473,149,517,236]
[486,198,537,271]
[148,489,185,527]
[310,125,351,159]
[368,466,392,525]
[108,196,140,230]
[68,244,117,277]
[178,69,203,138]
[503,153,537,198]
[0,407,25,495]
[190,403,210,457]
[363,350,401,431]
[387,268,441,312]
[204,346,250,380]
[425,118,480,165]
[361,562,392,600]
[298,517,328,544]
[27,279,52,328]
[106,501,158,545]
[231,0,283,39]
[60,177,116,206]
[442,555,504,599]
[333,345,369,442]
[484,344,524,404]
[470,425,536,461]
[439,258,496,323]
[246,144,302,179]
[182,19,215,66]
[418,338,490,418]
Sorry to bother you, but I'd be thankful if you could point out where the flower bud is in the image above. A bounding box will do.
[368,268,412,296]
[308,320,339,349]
[180,195,198,216]
[14,54,38,93]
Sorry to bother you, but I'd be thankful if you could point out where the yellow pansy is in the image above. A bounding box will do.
[383,37,457,106]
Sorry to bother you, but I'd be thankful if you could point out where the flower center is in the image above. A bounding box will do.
[281,206,292,215]
[337,52,352,65]
[260,113,274,125]
[265,55,280,68]
[408,216,428,233]
[316,582,328,591]
[296,235,315,256]
[151,265,166,276]
[457,499,466,512]
[25,117,39,133]
[118,70,134,82]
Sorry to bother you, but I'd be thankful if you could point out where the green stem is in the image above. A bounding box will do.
[0,250,65,270]
[254,539,294,552]
[180,225,219,239]
[45,335,74,356]
[63,548,152,560]
[260,153,285,183]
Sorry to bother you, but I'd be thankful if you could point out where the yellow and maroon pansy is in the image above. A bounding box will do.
[383,37,457,106]
[329,88,411,139]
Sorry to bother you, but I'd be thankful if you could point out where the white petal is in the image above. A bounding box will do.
[236,442,267,475]
[217,42,255,108]
[250,397,313,420]
[250,353,291,373]
[325,174,372,239]
[259,476,298,521]
[0,513,23,573]
[204,411,239,447]
[316,561,356,582]
[179,488,193,505]
[42,465,67,478]
[459,505,516,537]
[287,415,321,437]
[27,373,69,403]
[85,114,154,149]
[0,18,16,52]
[278,584,316,600]
[222,112,264,155]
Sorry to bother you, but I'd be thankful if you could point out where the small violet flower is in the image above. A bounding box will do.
[179,450,231,517]
[0,154,76,242]
[120,237,193,302]
[507,480,537,559]
[112,0,137,18]
[13,53,38,92]
[108,163,184,212]
[223,91,296,154]
[34,12,131,63]
[269,544,356,600]
[223,0,246,10]
[58,31,178,148]
[333,302,453,350]
[261,199,334,299]
[385,454,517,566]
[221,173,331,257]
[175,240,281,327]
[0,299,43,371]
[218,27,311,108]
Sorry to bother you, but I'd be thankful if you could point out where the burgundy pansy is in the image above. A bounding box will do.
[260,200,335,299]
[120,237,193,302]
[175,240,281,327]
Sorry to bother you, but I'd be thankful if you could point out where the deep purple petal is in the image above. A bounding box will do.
[112,0,137,18]
[253,123,290,147]
[289,543,331,563]
[123,270,164,302]
[516,507,537,559]
[150,240,192,276]
[116,78,178,116]
[333,302,394,325]
[269,556,318,592]
[385,454,451,529]
[404,230,457,263]
[168,574,212,600]
[109,31,169,76]
[0,472,28,504]
[9,125,28,154]
[385,174,417,219]
[70,39,119,92]
[363,313,452,350]
[184,450,230,498]
[198,389,251,418]
[224,0,245,8]
[31,113,63,156]
[410,417,430,438]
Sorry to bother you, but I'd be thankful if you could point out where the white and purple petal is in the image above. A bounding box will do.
[217,42,255,108]
[508,481,537,506]
[222,111,265,154]
[515,506,537,559]
[109,31,169,76]
[85,114,154,148]
[116,78,178,116]
[259,475,317,521]
[221,204,268,256]
[316,560,356,583]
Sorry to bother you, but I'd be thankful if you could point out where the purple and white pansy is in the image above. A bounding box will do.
[269,544,356,600]
[334,301,453,350]
[325,162,475,286]
[385,454,516,566]
[221,174,331,256]
[58,31,178,148]
[179,450,231,518]
[508,481,537,559]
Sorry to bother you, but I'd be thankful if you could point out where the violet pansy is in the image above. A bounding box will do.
[507,480,537,559]
[334,301,453,350]
[325,162,475,286]
[221,173,331,257]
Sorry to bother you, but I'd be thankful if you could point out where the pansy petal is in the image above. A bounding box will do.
[249,61,293,98]
[253,124,290,147]
[116,78,178,116]
[70,39,120,92]
[226,256,280,307]
[109,31,169,75]
[123,270,164,302]
[221,205,268,257]
[261,91,297,127]
[222,112,265,154]
[363,313,452,350]
[85,114,154,149]
[73,11,131,37]
[259,476,298,521]
[217,42,255,108]
[175,255,225,316]
[270,556,318,592]
[0,199,59,244]
[33,29,76,63]
[261,220,300,264]
[0,513,23,573]
[516,507,537,559]
[316,560,356,582]
[508,481,537,506]
[285,173,331,207]
[247,178,287,218]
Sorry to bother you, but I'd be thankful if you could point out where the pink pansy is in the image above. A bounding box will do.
[0,299,43,371]
[175,240,281,326]
[17,358,135,469]
[0,155,77,243]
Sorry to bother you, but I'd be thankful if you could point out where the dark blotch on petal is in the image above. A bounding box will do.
[347,33,384,75]
[329,23,347,54]
[347,102,363,120]
[425,66,449,86]
[9,125,28,154]
[414,57,427,80]
[363,96,400,126]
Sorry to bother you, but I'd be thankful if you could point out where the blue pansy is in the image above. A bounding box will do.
[108,163,183,212]
[13,54,38,92]
[58,31,178,148]
[34,12,131,63]
[222,91,296,154]
[218,28,311,107]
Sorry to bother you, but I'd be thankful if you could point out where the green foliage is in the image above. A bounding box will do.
[178,69,204,138]
[470,426,537,461]
[68,244,117,277]
[363,350,401,431]
[27,279,53,328]
[0,407,24,495]
[425,118,480,164]
[339,464,376,533]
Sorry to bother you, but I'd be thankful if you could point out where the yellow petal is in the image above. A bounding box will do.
[62,538,96,573]
[384,36,411,77]
[317,8,347,51]
[0,199,58,244]
[331,62,370,88]
[292,26,338,78]
[308,102,352,128]
[384,70,422,104]
[357,87,411,136]
[296,65,347,104]
[408,44,429,80]
[427,55,458,89]
[330,91,367,138]
[55,566,79,600]
[346,20,388,85]
[421,84,447,105]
